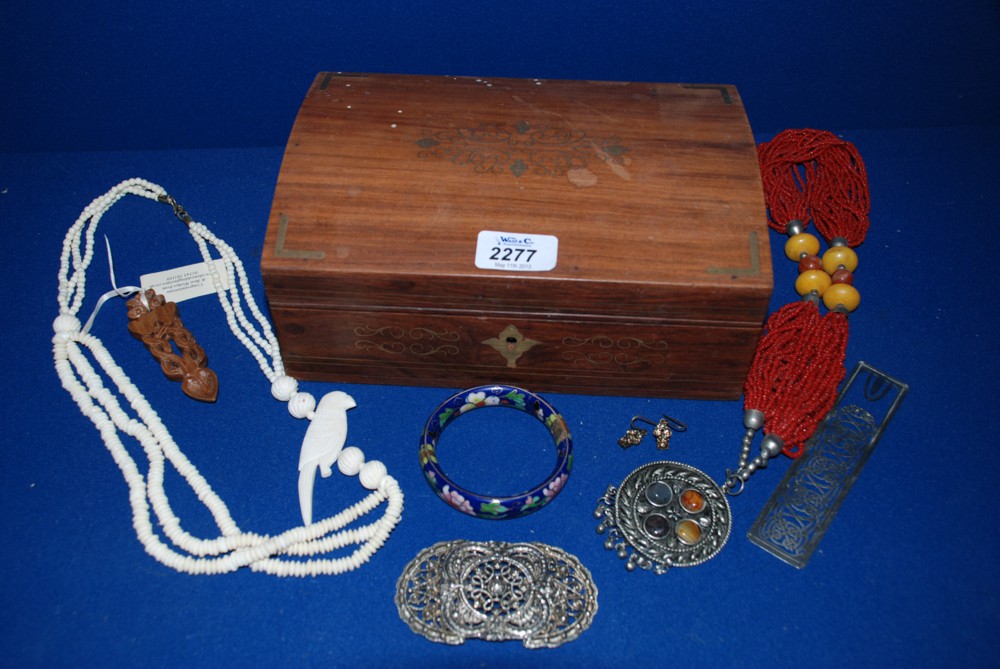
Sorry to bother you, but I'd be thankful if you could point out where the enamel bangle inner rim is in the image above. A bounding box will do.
[419,384,573,520]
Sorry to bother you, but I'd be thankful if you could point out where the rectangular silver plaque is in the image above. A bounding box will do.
[747,361,909,568]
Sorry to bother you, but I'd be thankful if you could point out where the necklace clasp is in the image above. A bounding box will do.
[157,193,193,226]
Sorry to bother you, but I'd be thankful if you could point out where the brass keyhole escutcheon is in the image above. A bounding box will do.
[482,325,540,368]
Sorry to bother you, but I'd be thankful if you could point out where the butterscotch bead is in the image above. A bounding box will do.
[784,233,821,261]
[822,246,859,273]
[795,269,832,296]
[822,283,861,311]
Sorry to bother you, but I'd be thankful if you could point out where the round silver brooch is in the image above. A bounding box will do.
[595,461,732,574]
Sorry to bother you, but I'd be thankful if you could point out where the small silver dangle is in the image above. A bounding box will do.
[723,408,784,496]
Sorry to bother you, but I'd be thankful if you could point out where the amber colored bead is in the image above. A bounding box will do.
[795,269,832,296]
[784,233,821,261]
[680,489,705,513]
[675,519,703,545]
[830,268,854,285]
[798,254,823,273]
[822,246,859,273]
[822,283,861,312]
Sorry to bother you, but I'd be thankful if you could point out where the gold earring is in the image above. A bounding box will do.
[617,416,650,449]
[651,415,687,450]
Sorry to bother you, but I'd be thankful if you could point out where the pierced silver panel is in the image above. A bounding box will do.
[395,540,598,648]
[748,361,909,568]
[596,461,731,574]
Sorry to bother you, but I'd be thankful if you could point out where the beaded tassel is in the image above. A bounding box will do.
[743,300,849,458]
[725,129,870,494]
[757,128,870,246]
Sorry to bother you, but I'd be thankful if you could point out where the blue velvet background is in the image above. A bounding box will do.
[2,1,998,667]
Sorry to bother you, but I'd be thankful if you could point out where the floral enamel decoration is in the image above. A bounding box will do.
[441,485,476,515]
[419,384,573,520]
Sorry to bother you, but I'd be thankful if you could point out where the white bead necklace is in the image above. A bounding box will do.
[52,178,404,577]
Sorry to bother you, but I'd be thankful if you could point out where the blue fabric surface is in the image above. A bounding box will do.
[2,0,998,152]
[2,126,997,669]
[2,2,999,667]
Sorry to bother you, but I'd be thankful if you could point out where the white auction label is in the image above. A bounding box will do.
[474,230,558,272]
[140,259,231,303]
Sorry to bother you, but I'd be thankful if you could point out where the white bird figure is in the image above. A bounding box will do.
[298,391,357,525]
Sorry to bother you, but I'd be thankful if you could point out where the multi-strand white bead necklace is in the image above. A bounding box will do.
[52,178,404,577]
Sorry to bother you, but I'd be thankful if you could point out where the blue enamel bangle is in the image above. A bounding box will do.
[419,384,573,520]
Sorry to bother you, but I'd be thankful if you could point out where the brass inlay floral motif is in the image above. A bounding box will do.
[355,326,460,357]
[561,336,668,367]
[415,121,628,178]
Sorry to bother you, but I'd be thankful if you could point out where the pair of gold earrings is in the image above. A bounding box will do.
[617,415,687,450]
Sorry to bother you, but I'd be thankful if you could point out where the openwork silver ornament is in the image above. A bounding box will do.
[595,461,731,574]
[748,362,909,568]
[395,540,598,648]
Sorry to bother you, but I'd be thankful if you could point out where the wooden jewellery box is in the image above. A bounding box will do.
[261,72,772,399]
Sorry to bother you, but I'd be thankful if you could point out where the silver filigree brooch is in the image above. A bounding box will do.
[395,540,598,648]
[595,461,732,574]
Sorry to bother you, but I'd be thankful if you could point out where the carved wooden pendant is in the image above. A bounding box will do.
[126,289,219,402]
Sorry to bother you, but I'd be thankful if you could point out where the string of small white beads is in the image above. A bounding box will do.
[56,299,403,574]
[58,178,164,316]
[51,180,404,576]
[187,222,284,381]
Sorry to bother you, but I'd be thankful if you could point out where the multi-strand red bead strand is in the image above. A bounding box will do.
[726,129,870,493]
[757,128,870,246]
[743,301,848,458]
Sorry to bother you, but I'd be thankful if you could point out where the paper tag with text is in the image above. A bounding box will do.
[474,230,559,272]
[140,259,230,303]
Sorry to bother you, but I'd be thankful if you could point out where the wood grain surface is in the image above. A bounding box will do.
[262,73,772,398]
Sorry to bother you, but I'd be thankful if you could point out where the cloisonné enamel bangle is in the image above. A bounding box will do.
[419,384,573,519]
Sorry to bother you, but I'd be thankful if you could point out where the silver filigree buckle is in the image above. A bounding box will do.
[395,540,598,648]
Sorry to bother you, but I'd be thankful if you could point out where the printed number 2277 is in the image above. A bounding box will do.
[490,247,536,262]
